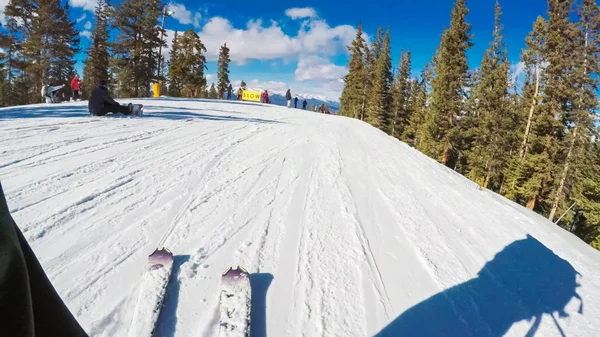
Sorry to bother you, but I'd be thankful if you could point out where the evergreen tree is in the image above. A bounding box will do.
[339,23,367,119]
[363,27,384,120]
[240,80,246,88]
[178,29,207,97]
[167,31,184,96]
[390,50,411,139]
[112,0,164,97]
[5,0,80,103]
[83,0,111,97]
[217,43,231,99]
[0,17,26,106]
[405,63,433,147]
[548,0,600,221]
[420,0,473,165]
[503,16,547,202]
[571,140,600,247]
[465,1,516,190]
[366,27,392,133]
[208,82,217,99]
[0,30,14,106]
[506,1,578,212]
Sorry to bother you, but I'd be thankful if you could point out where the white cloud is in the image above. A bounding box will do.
[76,13,87,23]
[247,79,288,92]
[80,30,92,39]
[297,20,356,55]
[69,0,96,11]
[169,2,202,28]
[511,62,526,77]
[285,7,317,20]
[510,61,550,78]
[196,17,357,64]
[154,12,357,99]
[206,73,214,80]
[198,17,298,64]
[84,21,92,30]
[295,55,347,81]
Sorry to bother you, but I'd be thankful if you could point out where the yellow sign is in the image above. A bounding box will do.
[242,90,261,102]
[153,83,160,98]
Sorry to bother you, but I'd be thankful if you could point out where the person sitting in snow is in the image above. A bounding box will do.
[88,80,135,116]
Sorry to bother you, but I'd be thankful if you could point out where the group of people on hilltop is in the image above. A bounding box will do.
[286,89,309,110]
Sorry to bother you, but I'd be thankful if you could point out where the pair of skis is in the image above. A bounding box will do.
[127,248,251,337]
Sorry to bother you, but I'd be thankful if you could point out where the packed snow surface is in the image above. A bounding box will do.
[1,98,599,337]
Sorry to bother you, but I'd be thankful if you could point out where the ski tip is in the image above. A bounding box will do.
[148,247,174,269]
[222,266,249,278]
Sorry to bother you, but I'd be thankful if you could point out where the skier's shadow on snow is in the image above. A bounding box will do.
[154,254,191,337]
[375,235,583,337]
[250,273,274,337]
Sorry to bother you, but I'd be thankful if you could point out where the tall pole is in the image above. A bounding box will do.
[157,5,168,79]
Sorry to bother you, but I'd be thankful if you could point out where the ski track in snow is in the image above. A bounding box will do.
[1,99,599,337]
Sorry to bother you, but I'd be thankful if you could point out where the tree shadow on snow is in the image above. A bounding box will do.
[250,273,274,337]
[143,110,280,124]
[154,254,191,337]
[0,103,280,124]
[153,97,276,109]
[0,104,91,119]
[375,235,583,337]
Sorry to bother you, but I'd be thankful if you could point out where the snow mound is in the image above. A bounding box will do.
[0,98,598,337]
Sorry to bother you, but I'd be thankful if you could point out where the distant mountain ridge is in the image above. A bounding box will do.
[235,87,340,110]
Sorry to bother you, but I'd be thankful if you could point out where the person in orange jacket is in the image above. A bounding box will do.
[70,75,81,101]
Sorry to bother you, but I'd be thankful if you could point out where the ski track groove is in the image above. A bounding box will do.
[158,124,267,248]
[290,162,314,337]
[336,145,392,323]
[255,156,287,271]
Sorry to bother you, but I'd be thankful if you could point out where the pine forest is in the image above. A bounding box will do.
[339,0,600,250]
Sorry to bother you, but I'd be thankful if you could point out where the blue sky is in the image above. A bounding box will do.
[2,0,551,99]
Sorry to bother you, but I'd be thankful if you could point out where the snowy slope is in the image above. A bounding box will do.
[0,97,598,337]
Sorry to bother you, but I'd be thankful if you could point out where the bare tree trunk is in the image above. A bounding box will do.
[520,66,540,160]
[441,138,449,165]
[526,193,537,210]
[549,129,576,221]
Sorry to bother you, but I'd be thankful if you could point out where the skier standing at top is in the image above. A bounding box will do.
[262,90,269,104]
[237,87,243,100]
[302,100,307,110]
[294,97,298,109]
[227,84,233,100]
[70,75,81,101]
[285,89,292,108]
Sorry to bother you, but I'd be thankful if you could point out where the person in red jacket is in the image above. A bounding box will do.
[70,75,81,101]
[262,90,269,104]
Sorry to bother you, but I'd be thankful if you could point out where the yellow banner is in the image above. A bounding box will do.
[242,90,261,102]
